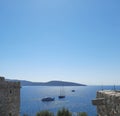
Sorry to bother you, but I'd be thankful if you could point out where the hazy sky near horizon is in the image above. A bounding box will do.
[0,0,120,85]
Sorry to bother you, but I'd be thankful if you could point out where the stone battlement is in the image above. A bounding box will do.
[92,90,120,116]
[0,76,20,88]
[0,76,5,81]
[0,76,20,116]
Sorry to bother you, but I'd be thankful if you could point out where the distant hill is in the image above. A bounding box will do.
[6,79,86,86]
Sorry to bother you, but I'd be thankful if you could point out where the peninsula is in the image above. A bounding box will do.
[7,79,86,86]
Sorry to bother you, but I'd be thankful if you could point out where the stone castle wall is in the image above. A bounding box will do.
[0,76,20,116]
[92,90,120,116]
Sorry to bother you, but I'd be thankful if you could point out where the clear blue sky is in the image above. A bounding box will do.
[0,0,120,85]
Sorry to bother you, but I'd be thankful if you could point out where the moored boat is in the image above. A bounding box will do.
[58,95,65,99]
[58,86,65,99]
[71,90,75,92]
[41,97,55,102]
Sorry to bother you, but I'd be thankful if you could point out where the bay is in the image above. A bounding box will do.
[20,86,119,116]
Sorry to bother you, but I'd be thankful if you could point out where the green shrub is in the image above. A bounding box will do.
[77,112,87,116]
[36,110,54,116]
[57,108,72,116]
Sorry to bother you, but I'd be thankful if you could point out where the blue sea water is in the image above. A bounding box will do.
[20,86,119,116]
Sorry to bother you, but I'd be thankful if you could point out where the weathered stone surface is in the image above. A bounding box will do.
[0,76,20,116]
[93,90,120,116]
[92,98,105,105]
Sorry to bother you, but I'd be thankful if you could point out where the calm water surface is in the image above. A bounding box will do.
[20,86,119,116]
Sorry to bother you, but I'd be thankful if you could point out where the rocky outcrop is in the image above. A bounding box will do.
[92,90,120,116]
